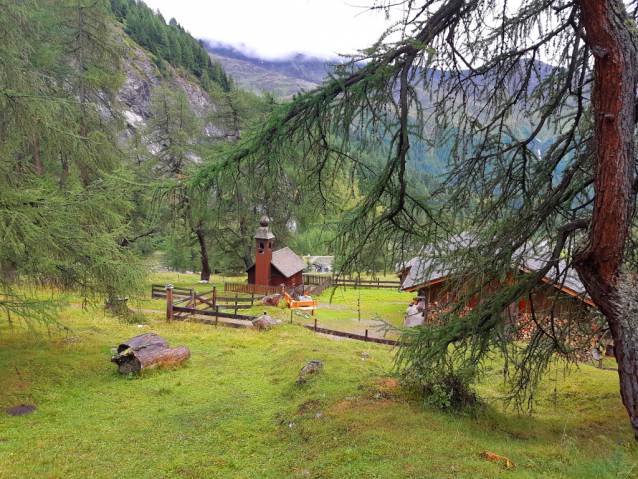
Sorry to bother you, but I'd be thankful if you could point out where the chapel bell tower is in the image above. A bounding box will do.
[254,212,274,285]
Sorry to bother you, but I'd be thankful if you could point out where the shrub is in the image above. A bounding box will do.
[400,360,480,410]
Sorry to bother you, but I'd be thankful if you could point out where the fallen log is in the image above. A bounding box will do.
[117,333,169,354]
[111,345,190,374]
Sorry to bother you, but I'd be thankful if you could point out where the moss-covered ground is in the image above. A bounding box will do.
[0,273,635,478]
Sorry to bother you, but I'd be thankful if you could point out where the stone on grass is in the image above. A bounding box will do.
[252,315,282,330]
[6,405,36,416]
[300,360,323,375]
[261,294,281,307]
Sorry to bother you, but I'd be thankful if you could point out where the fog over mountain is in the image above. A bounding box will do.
[205,41,340,86]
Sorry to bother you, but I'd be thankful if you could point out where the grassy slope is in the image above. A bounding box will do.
[1,277,636,478]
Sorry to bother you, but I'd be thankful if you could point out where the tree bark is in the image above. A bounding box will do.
[195,227,211,281]
[575,0,638,438]
[34,132,42,174]
[78,5,89,189]
[111,345,190,374]
[117,333,170,354]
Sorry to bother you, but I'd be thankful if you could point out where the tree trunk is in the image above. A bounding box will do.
[195,228,211,281]
[34,132,42,174]
[575,0,638,438]
[111,345,190,374]
[78,5,89,189]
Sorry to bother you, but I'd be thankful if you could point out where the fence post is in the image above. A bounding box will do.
[235,294,238,315]
[215,305,218,327]
[377,278,380,289]
[252,292,255,305]
[165,284,174,324]
[291,309,293,324]
[365,329,368,341]
[212,285,217,308]
[314,318,317,332]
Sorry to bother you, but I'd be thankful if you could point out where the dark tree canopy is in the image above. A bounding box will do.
[194,0,638,436]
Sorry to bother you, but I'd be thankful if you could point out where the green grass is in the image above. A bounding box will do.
[1,278,637,478]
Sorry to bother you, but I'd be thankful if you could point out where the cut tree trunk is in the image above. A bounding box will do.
[575,0,638,439]
[111,345,190,374]
[117,333,169,354]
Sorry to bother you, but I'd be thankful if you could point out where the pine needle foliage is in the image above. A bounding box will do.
[0,0,145,325]
[193,0,638,408]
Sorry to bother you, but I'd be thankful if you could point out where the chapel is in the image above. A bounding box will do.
[246,214,307,287]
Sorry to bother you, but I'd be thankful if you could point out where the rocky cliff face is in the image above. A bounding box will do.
[117,32,221,139]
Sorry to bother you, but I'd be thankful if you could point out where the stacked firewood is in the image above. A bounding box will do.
[513,314,609,362]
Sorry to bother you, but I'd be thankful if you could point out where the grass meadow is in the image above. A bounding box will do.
[0,272,635,478]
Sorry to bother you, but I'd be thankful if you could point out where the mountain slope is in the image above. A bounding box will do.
[206,43,336,84]
[207,52,319,98]
[116,27,221,141]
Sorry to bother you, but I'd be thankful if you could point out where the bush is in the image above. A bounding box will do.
[400,360,480,410]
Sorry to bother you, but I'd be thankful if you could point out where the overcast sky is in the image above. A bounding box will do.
[141,0,395,60]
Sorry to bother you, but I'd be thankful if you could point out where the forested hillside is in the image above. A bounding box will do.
[0,0,260,322]
[111,0,231,91]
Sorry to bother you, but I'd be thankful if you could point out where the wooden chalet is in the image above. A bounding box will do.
[397,241,595,325]
[246,214,307,288]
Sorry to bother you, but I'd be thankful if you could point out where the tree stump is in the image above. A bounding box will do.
[117,333,169,354]
[111,345,190,374]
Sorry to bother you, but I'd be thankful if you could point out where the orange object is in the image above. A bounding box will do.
[285,292,318,315]
[478,451,515,469]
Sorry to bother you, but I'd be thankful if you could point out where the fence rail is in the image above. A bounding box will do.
[153,284,264,322]
[302,324,403,346]
[224,282,284,296]
[308,277,332,296]
[302,274,332,286]
[151,284,193,299]
[332,278,401,289]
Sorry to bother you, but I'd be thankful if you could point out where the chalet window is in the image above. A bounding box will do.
[269,242,272,250]
[259,242,264,253]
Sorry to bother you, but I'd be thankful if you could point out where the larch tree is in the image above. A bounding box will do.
[146,83,201,177]
[0,0,145,324]
[194,0,638,436]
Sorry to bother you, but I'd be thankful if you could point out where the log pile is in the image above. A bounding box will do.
[111,333,190,374]
[514,315,610,362]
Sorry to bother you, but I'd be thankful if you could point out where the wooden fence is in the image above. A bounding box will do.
[303,274,332,286]
[224,282,284,296]
[159,285,262,323]
[332,278,401,289]
[287,284,306,298]
[151,284,193,299]
[303,324,403,346]
[307,277,332,296]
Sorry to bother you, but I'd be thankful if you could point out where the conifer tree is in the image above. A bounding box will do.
[147,84,200,176]
[0,0,144,324]
[195,0,638,437]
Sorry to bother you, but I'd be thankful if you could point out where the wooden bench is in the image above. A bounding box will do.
[285,292,318,315]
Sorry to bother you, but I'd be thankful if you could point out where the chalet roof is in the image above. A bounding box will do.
[398,238,591,303]
[271,247,307,278]
[397,233,472,291]
[519,250,588,299]
[305,256,334,267]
